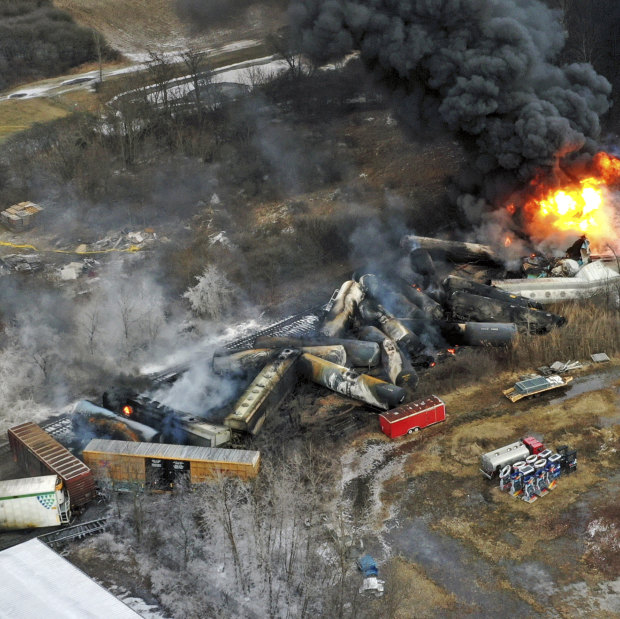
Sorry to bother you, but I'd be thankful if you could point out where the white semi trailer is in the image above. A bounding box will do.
[0,475,71,530]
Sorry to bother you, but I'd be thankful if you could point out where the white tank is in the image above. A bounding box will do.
[480,440,530,478]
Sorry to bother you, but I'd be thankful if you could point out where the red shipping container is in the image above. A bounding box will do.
[379,396,446,438]
[8,422,96,508]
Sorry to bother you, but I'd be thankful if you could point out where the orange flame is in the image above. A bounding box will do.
[504,236,512,247]
[122,405,133,417]
[522,152,620,246]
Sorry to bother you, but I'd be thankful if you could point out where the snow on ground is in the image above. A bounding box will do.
[0,40,264,102]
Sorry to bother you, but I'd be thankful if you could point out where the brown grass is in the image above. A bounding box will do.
[508,301,620,368]
[55,0,285,54]
[0,99,69,143]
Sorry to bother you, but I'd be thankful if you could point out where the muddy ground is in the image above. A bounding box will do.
[339,361,620,617]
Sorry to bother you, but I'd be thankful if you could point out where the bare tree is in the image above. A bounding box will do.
[92,30,104,85]
[267,28,313,79]
[180,48,212,113]
[145,49,176,115]
[80,308,100,356]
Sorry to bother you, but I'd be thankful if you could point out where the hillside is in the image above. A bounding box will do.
[54,0,287,55]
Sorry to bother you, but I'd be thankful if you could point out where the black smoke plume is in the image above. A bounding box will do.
[290,0,612,225]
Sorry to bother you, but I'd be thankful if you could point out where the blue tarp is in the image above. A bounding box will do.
[357,554,379,577]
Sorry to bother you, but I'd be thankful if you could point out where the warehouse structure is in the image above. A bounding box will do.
[83,439,260,490]
[0,539,140,617]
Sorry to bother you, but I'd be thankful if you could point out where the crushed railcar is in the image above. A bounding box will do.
[0,475,71,530]
[82,439,260,490]
[224,348,300,435]
[7,422,96,508]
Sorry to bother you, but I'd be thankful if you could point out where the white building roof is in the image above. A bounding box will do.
[0,539,141,618]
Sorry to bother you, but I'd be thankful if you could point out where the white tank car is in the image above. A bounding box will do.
[0,475,71,530]
[480,441,530,479]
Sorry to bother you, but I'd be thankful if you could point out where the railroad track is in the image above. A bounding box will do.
[38,518,107,547]
[148,303,330,386]
[41,415,73,441]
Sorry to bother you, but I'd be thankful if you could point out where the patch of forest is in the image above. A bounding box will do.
[0,0,117,91]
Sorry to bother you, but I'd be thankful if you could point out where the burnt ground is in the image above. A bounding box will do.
[336,361,620,617]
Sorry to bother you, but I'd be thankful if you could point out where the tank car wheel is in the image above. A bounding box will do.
[413,427,420,432]
[407,429,413,435]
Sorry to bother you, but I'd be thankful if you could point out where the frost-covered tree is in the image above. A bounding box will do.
[183,265,235,320]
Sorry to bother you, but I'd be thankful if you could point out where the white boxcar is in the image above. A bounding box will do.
[0,475,71,530]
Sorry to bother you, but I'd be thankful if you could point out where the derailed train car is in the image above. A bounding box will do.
[0,475,71,530]
[8,422,96,509]
[297,353,406,410]
[83,439,260,490]
[224,348,300,434]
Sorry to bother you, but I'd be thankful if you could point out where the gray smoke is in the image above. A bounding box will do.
[290,0,612,224]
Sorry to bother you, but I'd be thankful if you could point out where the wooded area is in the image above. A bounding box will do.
[0,0,116,90]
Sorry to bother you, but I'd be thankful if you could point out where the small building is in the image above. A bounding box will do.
[379,395,446,438]
[0,201,43,230]
[83,439,260,490]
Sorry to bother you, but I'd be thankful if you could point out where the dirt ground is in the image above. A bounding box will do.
[341,360,620,617]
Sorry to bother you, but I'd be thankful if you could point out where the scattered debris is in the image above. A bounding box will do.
[0,253,43,273]
[591,353,611,363]
[0,201,43,230]
[538,360,583,375]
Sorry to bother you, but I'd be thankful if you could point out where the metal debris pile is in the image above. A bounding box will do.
[0,254,43,274]
[538,360,582,376]
[74,228,158,253]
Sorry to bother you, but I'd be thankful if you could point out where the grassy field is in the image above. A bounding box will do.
[0,99,70,142]
[55,0,285,53]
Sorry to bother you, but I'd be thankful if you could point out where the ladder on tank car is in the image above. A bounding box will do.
[38,518,108,547]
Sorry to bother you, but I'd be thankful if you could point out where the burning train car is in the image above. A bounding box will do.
[8,422,96,509]
[82,439,260,490]
[104,394,232,447]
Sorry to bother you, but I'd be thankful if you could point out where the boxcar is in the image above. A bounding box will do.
[0,475,71,530]
[83,439,260,491]
[7,422,96,508]
[379,396,446,438]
